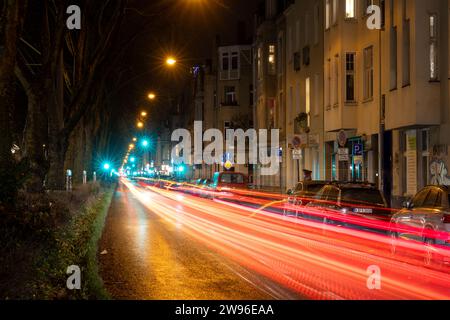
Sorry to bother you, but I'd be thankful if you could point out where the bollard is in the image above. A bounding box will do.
[66,169,73,192]
[93,172,97,183]
[83,170,87,185]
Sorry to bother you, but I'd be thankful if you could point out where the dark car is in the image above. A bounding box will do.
[306,183,390,228]
[390,185,450,266]
[283,181,329,216]
[211,172,249,191]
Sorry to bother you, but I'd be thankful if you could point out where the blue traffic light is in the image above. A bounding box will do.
[141,139,149,147]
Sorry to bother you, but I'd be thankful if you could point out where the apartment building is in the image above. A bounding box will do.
[216,44,254,176]
[285,0,325,189]
[323,0,384,188]
[383,0,450,203]
[253,0,291,190]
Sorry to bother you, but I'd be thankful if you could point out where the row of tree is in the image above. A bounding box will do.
[0,0,127,206]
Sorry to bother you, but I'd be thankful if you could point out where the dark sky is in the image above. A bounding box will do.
[110,0,261,150]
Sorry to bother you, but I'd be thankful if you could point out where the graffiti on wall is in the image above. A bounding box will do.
[430,159,450,186]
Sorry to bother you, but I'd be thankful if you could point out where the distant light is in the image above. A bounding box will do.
[133,137,137,142]
[130,157,136,163]
[148,93,156,100]
[166,57,177,66]
[178,165,185,173]
[141,111,148,117]
[142,140,149,147]
[137,121,144,128]
[103,163,111,170]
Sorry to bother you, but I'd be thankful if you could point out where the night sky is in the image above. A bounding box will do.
[109,0,261,154]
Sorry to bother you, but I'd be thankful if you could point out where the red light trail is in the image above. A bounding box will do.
[124,179,450,300]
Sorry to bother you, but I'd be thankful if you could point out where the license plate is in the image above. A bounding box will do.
[353,208,373,214]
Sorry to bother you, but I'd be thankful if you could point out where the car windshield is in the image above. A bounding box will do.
[341,188,385,207]
[307,184,326,194]
[220,174,244,184]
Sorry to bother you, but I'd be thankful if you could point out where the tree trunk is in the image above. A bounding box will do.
[0,0,26,205]
[23,86,48,192]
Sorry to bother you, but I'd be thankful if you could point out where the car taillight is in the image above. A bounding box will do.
[443,214,450,224]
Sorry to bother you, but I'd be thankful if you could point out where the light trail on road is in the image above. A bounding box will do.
[122,179,450,300]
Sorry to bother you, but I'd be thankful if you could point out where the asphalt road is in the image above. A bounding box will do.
[98,181,301,300]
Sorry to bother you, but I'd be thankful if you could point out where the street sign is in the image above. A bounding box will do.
[338,148,349,162]
[338,130,347,147]
[293,149,302,160]
[353,143,363,156]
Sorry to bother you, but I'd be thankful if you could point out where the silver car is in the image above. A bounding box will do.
[390,185,450,265]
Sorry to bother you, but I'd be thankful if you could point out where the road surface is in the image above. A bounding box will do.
[98,179,450,300]
[98,181,301,300]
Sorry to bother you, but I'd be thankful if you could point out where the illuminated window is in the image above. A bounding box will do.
[268,45,276,75]
[429,14,438,80]
[325,0,330,29]
[345,0,355,18]
[305,77,311,127]
[257,46,263,79]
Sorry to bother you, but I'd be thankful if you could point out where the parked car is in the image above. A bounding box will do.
[284,181,329,216]
[390,185,450,265]
[211,172,249,191]
[306,182,390,227]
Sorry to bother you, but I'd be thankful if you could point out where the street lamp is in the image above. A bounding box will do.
[148,92,156,100]
[141,139,149,148]
[141,111,148,117]
[103,163,111,171]
[137,121,144,129]
[166,57,177,67]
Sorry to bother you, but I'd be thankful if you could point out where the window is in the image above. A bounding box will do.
[305,77,311,126]
[422,188,441,208]
[268,45,276,75]
[333,55,339,106]
[304,13,309,45]
[325,0,331,29]
[402,19,410,85]
[412,188,430,208]
[429,14,438,80]
[327,186,340,202]
[345,0,355,18]
[325,59,331,109]
[332,0,338,25]
[224,86,236,105]
[363,46,374,100]
[345,53,355,102]
[390,26,398,89]
[231,52,238,70]
[257,46,263,80]
[222,53,229,71]
[314,74,319,116]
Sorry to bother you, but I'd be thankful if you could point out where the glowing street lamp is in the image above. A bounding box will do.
[133,137,137,142]
[103,163,111,171]
[137,121,144,129]
[166,57,177,67]
[141,111,148,117]
[148,93,156,100]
